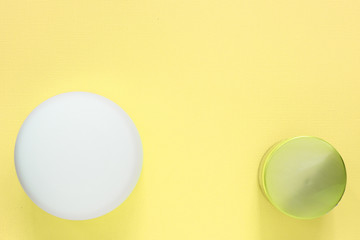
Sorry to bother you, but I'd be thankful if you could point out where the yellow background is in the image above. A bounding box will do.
[1,0,360,239]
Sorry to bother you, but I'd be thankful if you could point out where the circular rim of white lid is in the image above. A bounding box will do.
[15,92,143,220]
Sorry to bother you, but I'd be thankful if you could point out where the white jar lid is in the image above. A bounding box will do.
[15,92,143,220]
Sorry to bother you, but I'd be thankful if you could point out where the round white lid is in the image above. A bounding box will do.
[15,92,143,220]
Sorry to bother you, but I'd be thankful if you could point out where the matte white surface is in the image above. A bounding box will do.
[15,92,143,220]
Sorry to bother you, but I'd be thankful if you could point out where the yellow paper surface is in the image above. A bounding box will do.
[1,1,360,239]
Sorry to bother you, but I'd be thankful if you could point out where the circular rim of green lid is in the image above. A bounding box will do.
[259,136,347,219]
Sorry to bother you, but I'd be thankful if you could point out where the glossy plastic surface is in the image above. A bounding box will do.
[15,92,143,220]
[259,136,346,219]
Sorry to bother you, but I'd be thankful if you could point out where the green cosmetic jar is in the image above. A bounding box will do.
[259,136,347,219]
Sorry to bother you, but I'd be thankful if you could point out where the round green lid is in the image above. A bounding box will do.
[259,136,346,219]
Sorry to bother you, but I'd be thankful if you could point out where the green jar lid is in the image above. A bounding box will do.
[259,136,346,219]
